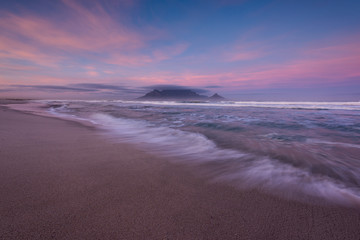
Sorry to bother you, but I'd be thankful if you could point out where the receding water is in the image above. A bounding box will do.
[9,100,360,207]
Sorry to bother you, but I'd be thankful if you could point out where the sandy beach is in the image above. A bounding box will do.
[1,105,360,240]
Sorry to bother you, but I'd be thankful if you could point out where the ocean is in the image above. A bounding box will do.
[10,100,360,207]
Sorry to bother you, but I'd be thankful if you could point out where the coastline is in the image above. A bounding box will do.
[1,106,360,239]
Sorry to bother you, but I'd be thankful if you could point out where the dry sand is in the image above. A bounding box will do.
[0,106,360,239]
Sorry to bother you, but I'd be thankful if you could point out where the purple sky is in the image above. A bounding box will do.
[0,0,359,101]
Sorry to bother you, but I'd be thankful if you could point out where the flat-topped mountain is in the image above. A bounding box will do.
[209,93,225,101]
[138,89,225,101]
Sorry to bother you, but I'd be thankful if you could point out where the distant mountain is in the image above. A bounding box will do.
[138,89,226,101]
[138,89,206,100]
[209,93,225,101]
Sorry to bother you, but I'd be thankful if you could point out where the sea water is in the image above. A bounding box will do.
[10,100,360,207]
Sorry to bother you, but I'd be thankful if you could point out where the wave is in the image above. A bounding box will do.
[33,99,360,111]
[7,100,360,207]
[119,100,360,110]
[307,139,360,149]
[89,113,360,207]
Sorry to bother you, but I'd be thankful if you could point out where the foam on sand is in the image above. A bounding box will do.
[90,113,360,207]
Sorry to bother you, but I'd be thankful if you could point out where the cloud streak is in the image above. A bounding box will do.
[229,37,360,88]
[0,0,186,72]
[0,1,359,100]
[3,83,144,95]
[143,35,360,90]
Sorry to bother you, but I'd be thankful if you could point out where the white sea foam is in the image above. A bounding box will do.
[89,113,360,207]
[33,99,360,111]
[90,113,244,161]
[114,100,360,111]
[5,102,49,115]
[307,139,360,149]
[5,101,98,126]
[7,100,360,207]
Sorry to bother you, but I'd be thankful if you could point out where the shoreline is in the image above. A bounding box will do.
[1,106,360,239]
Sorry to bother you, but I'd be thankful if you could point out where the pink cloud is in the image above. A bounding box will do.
[0,3,142,52]
[86,71,99,77]
[1,0,358,95]
[208,36,360,89]
[127,71,235,87]
[231,40,360,87]
[0,0,180,73]
[0,35,64,67]
[0,62,39,72]
[130,36,360,90]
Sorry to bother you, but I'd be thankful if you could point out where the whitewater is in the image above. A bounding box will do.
[8,100,360,207]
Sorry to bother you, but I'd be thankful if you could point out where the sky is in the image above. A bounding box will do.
[0,0,359,101]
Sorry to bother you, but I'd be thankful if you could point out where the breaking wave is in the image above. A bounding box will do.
[6,100,360,207]
[89,113,360,207]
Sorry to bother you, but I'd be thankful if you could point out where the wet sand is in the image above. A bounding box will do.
[1,106,360,239]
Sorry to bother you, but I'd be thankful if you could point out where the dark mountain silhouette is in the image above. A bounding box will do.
[209,93,225,101]
[138,89,226,101]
